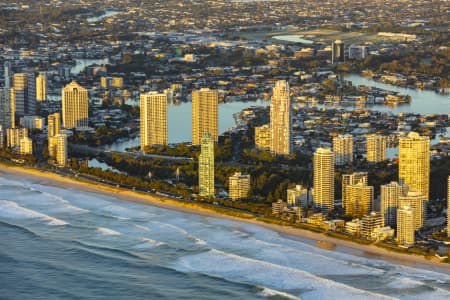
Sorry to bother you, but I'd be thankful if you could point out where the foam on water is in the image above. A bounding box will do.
[96,227,121,236]
[174,249,397,300]
[0,200,68,226]
[132,238,166,249]
[257,287,301,300]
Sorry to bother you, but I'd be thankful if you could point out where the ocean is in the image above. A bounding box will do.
[0,173,449,300]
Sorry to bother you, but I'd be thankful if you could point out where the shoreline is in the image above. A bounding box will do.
[1,163,449,274]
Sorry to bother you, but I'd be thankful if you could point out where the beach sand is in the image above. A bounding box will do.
[1,163,449,274]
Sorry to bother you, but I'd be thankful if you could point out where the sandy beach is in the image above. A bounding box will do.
[1,163,449,274]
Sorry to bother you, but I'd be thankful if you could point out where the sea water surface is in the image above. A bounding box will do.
[0,173,449,299]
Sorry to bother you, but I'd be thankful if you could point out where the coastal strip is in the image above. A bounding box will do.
[0,162,449,274]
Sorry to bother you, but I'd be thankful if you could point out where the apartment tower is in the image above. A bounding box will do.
[399,132,430,199]
[397,206,414,246]
[62,81,88,129]
[198,134,215,197]
[270,80,291,155]
[36,74,47,101]
[192,88,218,145]
[366,134,386,163]
[140,91,167,151]
[313,148,335,213]
[333,134,353,166]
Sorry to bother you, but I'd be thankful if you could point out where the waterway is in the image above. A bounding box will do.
[340,74,450,115]
[272,35,315,44]
[105,100,268,151]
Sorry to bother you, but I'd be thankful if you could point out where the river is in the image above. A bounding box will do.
[340,74,450,115]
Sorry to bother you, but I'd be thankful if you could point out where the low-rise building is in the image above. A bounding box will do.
[228,172,250,200]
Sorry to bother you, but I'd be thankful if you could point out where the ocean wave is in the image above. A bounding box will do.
[257,287,300,300]
[0,200,68,226]
[96,227,121,236]
[132,238,167,250]
[174,249,397,300]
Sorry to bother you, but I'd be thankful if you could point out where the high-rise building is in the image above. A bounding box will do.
[0,88,11,129]
[287,185,309,207]
[55,134,68,167]
[19,136,33,155]
[62,81,89,129]
[36,74,47,101]
[255,124,271,150]
[4,61,11,89]
[313,148,335,213]
[270,80,291,155]
[399,132,430,199]
[20,115,44,129]
[9,88,15,128]
[366,134,386,163]
[397,206,414,246]
[198,134,214,197]
[140,91,167,151]
[380,181,409,227]
[192,88,218,145]
[448,176,450,237]
[361,212,383,239]
[333,134,353,166]
[345,181,374,218]
[342,172,368,210]
[0,125,4,148]
[11,73,36,118]
[228,172,250,200]
[47,113,60,138]
[332,40,345,64]
[48,135,57,159]
[399,190,426,231]
[7,128,28,148]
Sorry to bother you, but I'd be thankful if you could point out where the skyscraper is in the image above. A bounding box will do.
[199,134,214,197]
[342,172,368,211]
[333,134,353,166]
[313,148,335,213]
[192,88,218,145]
[140,91,167,151]
[47,113,60,138]
[380,181,409,227]
[399,190,426,231]
[4,61,11,89]
[228,172,250,200]
[0,88,11,129]
[270,80,291,155]
[332,40,345,64]
[36,73,47,101]
[62,81,89,129]
[399,132,430,199]
[397,206,414,246]
[55,134,68,167]
[0,125,4,148]
[366,134,386,163]
[345,180,374,218]
[448,176,450,237]
[11,73,36,118]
